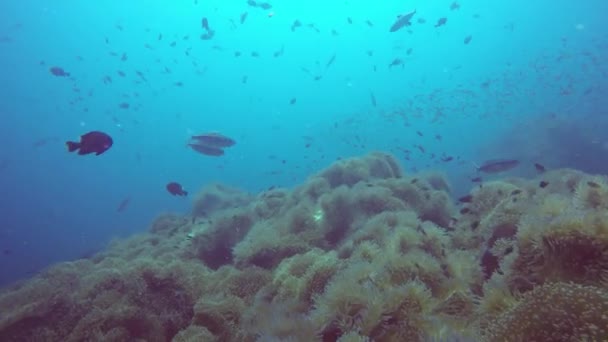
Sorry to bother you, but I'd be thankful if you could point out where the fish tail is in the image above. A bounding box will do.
[66,141,80,152]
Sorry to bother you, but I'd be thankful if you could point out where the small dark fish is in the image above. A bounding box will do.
[450,1,460,10]
[534,163,546,173]
[201,17,210,30]
[50,66,70,77]
[240,12,248,24]
[587,181,601,188]
[347,17,353,24]
[511,189,522,195]
[417,18,426,24]
[539,181,549,188]
[166,182,188,196]
[416,131,423,137]
[365,20,374,27]
[188,143,224,156]
[117,197,131,212]
[471,177,483,183]
[291,20,302,31]
[290,98,297,105]
[326,54,336,68]
[460,207,470,214]
[370,92,377,107]
[458,194,473,203]
[389,58,403,68]
[190,132,236,148]
[247,0,257,6]
[200,31,215,40]
[389,10,416,32]
[273,46,284,57]
[464,35,472,44]
[477,159,519,173]
[441,156,453,162]
[258,2,272,9]
[66,131,113,156]
[119,102,129,109]
[435,17,447,28]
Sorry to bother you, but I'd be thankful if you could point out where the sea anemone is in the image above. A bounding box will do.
[574,176,608,209]
[481,282,608,341]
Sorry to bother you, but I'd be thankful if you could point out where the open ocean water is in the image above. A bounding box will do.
[0,0,607,341]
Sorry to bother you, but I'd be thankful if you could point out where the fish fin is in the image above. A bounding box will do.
[66,141,80,152]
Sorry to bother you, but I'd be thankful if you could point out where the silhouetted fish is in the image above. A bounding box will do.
[477,159,519,173]
[188,143,224,156]
[534,163,546,173]
[117,197,131,212]
[240,12,248,24]
[258,2,272,9]
[166,182,188,196]
[458,194,473,203]
[66,131,113,156]
[389,10,416,32]
[50,66,70,77]
[191,132,236,148]
[435,17,447,27]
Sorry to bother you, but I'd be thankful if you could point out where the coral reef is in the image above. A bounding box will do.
[1,153,607,341]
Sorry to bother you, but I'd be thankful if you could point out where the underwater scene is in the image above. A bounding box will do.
[1,0,607,341]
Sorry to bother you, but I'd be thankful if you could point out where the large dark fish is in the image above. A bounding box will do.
[389,10,416,32]
[66,131,113,156]
[188,143,224,156]
[477,159,520,173]
[191,132,236,148]
[166,182,188,196]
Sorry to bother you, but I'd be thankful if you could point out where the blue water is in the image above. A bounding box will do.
[0,0,606,286]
